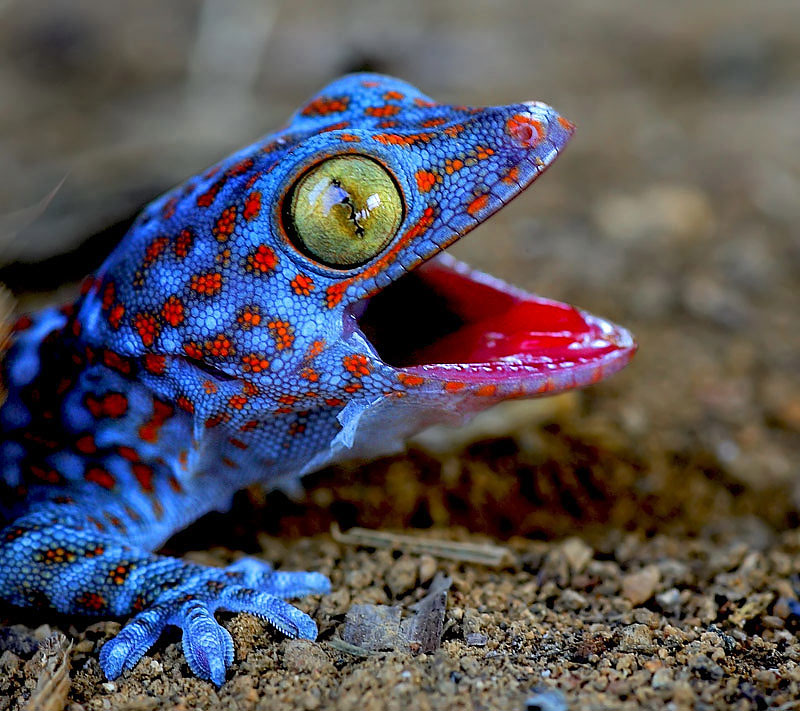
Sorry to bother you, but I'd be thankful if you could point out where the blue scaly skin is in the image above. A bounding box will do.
[0,74,636,685]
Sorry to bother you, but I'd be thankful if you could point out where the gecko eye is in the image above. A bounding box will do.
[284,155,404,268]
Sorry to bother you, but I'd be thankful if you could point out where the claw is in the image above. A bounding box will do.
[99,607,166,679]
[180,601,234,686]
[217,585,320,640]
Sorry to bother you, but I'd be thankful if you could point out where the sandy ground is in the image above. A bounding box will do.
[1,1,800,708]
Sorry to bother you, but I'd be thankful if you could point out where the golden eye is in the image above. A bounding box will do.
[284,156,404,268]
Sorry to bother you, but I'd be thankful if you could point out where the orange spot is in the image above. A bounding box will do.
[246,245,278,273]
[143,236,169,267]
[205,334,233,358]
[242,353,270,373]
[175,228,194,258]
[558,116,576,132]
[144,353,167,375]
[502,166,520,185]
[366,105,400,117]
[397,373,425,387]
[444,381,465,393]
[290,273,314,296]
[414,170,437,193]
[183,342,203,360]
[467,194,490,216]
[373,132,433,146]
[133,313,159,347]
[343,354,371,377]
[383,90,404,101]
[228,394,248,410]
[301,96,350,116]
[161,295,185,326]
[190,272,223,296]
[212,205,238,241]
[243,191,261,221]
[444,158,464,174]
[420,117,446,128]
[267,320,294,350]
[476,384,497,397]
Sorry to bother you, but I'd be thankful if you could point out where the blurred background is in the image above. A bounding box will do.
[0,0,798,522]
[2,2,800,706]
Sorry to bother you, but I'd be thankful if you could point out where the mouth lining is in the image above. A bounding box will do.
[351,255,636,386]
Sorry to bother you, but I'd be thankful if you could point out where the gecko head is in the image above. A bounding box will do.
[269,74,636,408]
[84,74,635,429]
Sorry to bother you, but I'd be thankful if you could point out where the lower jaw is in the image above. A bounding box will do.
[353,254,637,395]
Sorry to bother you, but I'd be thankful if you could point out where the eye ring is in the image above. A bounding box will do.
[281,155,405,269]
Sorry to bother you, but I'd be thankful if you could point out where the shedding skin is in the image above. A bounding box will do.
[0,74,635,685]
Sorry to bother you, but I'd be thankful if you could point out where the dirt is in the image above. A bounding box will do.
[1,1,800,709]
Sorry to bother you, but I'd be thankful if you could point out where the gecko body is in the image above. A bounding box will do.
[0,74,635,684]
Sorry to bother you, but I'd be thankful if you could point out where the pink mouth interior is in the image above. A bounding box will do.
[357,258,635,382]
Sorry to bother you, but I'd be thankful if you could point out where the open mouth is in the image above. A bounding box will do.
[350,253,636,394]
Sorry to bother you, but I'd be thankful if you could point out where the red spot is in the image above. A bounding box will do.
[373,132,434,146]
[102,349,132,375]
[397,373,425,387]
[502,166,520,185]
[267,320,294,350]
[343,354,371,377]
[197,179,225,207]
[243,191,262,221]
[320,121,351,133]
[75,435,97,454]
[132,463,154,492]
[383,90,404,101]
[161,295,185,326]
[414,170,437,193]
[205,412,230,428]
[205,334,234,358]
[228,394,248,410]
[213,205,238,241]
[143,353,167,375]
[183,342,204,360]
[108,304,125,330]
[325,282,348,309]
[558,116,576,132]
[365,105,400,117]
[176,395,194,413]
[117,446,140,462]
[138,399,174,443]
[143,236,169,267]
[467,194,490,216]
[76,592,107,611]
[175,228,194,258]
[301,95,350,116]
[246,244,278,273]
[85,392,129,419]
[133,313,159,348]
[241,354,270,373]
[85,467,116,490]
[190,272,223,296]
[162,196,179,220]
[237,308,262,329]
[506,114,546,148]
[290,273,314,296]
[11,315,33,333]
[228,437,249,449]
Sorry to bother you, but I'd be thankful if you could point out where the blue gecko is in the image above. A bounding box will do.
[0,74,636,685]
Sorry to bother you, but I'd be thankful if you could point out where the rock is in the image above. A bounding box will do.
[283,640,333,675]
[386,555,418,598]
[622,566,661,606]
[618,624,655,653]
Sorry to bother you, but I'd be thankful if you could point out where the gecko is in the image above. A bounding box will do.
[0,74,636,685]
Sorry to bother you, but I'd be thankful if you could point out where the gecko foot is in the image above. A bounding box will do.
[99,558,330,685]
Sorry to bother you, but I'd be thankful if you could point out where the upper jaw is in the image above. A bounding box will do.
[346,253,637,399]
